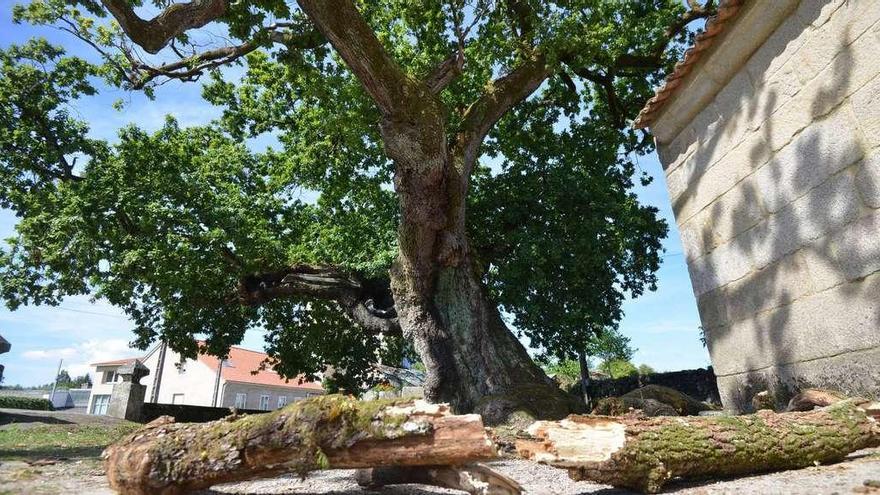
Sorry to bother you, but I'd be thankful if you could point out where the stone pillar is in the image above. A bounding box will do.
[108,360,150,421]
[0,334,9,383]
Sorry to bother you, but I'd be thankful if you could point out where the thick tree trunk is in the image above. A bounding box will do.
[421,261,583,423]
[380,107,580,423]
[102,396,495,495]
[578,351,591,409]
[516,400,880,493]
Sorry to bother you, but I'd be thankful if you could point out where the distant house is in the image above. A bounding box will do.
[88,343,323,415]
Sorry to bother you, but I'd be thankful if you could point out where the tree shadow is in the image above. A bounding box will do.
[663,1,880,411]
[0,411,75,426]
[0,445,105,461]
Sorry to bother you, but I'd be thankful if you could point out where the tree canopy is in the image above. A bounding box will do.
[1,0,714,389]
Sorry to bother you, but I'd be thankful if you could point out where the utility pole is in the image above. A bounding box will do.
[211,358,223,407]
[49,358,63,406]
[150,340,167,403]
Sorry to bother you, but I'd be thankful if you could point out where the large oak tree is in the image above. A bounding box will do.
[2,0,715,419]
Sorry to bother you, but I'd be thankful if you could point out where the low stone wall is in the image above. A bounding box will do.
[140,402,268,423]
[583,367,720,404]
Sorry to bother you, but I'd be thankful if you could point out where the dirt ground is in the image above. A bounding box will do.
[0,447,878,495]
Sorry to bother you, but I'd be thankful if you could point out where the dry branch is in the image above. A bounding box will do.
[356,463,523,494]
[516,399,880,493]
[103,396,496,495]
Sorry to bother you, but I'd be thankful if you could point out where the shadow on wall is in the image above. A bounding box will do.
[669,1,880,410]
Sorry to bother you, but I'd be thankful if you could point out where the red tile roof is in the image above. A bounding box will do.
[197,345,324,391]
[633,0,746,129]
[91,357,139,366]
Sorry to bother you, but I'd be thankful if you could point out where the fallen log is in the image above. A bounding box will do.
[516,399,880,493]
[786,388,846,411]
[103,396,496,495]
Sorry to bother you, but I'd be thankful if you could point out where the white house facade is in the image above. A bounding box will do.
[88,343,323,414]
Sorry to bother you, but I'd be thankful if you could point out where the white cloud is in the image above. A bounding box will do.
[21,339,137,378]
[23,347,78,360]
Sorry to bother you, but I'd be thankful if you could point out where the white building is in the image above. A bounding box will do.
[635,0,880,410]
[87,343,323,415]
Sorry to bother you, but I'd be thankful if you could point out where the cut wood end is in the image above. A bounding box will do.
[516,416,626,466]
[862,402,880,419]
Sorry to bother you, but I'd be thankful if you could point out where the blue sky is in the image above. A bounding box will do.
[0,3,709,386]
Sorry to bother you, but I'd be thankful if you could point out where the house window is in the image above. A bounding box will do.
[172,393,184,404]
[234,393,247,409]
[259,395,270,411]
[277,396,288,409]
[102,371,117,384]
[91,395,110,415]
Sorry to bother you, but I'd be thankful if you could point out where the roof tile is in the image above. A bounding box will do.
[634,0,747,129]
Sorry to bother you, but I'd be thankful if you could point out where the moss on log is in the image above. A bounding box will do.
[516,399,880,493]
[103,395,496,495]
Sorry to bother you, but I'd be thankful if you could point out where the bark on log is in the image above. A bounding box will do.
[786,388,846,411]
[516,399,880,493]
[103,396,496,495]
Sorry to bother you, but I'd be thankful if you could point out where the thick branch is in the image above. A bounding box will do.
[424,51,465,94]
[456,54,549,169]
[123,24,324,89]
[101,0,227,54]
[296,0,414,116]
[236,264,400,337]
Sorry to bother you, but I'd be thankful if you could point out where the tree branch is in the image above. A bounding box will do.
[296,0,415,117]
[570,66,625,129]
[612,1,717,72]
[424,51,464,94]
[455,53,549,169]
[101,0,227,54]
[236,264,400,337]
[118,23,324,89]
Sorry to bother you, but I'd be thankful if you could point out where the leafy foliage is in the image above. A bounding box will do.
[599,358,639,379]
[637,364,656,376]
[1,0,704,386]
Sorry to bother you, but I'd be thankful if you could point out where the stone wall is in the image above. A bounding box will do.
[140,402,267,423]
[654,0,880,411]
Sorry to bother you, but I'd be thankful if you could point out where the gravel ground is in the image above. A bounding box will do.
[202,449,880,495]
[1,445,878,494]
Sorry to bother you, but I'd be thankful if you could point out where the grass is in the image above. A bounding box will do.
[0,423,141,460]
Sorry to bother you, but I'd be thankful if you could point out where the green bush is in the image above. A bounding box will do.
[0,395,55,411]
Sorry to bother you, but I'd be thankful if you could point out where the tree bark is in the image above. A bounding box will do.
[578,351,591,409]
[292,0,577,422]
[516,400,880,493]
[103,396,496,495]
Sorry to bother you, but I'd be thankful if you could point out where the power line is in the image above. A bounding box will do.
[660,252,683,258]
[54,305,130,320]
